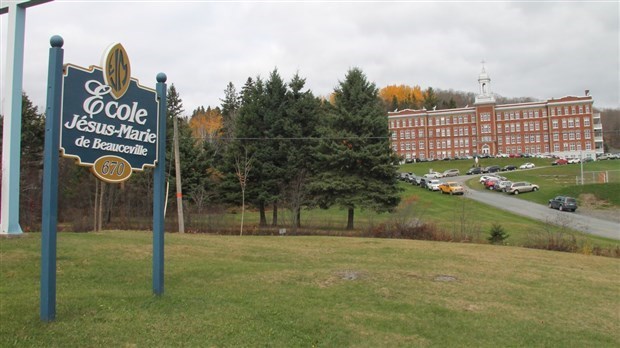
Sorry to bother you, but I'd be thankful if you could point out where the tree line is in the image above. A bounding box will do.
[0,68,401,232]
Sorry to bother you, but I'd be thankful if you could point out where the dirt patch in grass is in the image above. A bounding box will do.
[577,193,620,223]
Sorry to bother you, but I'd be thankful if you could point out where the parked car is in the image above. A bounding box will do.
[418,177,428,189]
[493,180,513,192]
[506,182,539,195]
[424,172,443,179]
[479,174,505,183]
[501,165,517,171]
[519,162,535,169]
[552,159,568,165]
[479,175,493,183]
[548,196,578,212]
[439,182,465,195]
[567,158,580,164]
[399,172,410,181]
[443,168,460,177]
[405,173,419,184]
[484,177,501,189]
[427,179,442,191]
[483,165,501,173]
[466,167,482,175]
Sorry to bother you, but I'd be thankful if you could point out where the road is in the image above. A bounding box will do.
[451,175,620,240]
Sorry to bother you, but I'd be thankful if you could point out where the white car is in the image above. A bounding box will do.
[424,172,444,179]
[519,162,535,169]
[427,179,442,191]
[479,174,504,183]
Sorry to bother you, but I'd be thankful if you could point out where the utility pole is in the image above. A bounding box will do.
[172,116,185,233]
[580,151,584,185]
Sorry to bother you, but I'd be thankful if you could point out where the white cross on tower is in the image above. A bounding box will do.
[1,0,53,235]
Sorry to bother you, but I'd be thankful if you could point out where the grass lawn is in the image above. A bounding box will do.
[1,231,619,347]
[209,180,618,249]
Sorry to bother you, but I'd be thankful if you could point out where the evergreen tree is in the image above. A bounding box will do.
[220,82,240,143]
[390,95,399,111]
[221,77,272,225]
[423,87,439,110]
[283,73,322,229]
[263,69,290,225]
[15,93,46,228]
[312,68,401,230]
[448,97,457,109]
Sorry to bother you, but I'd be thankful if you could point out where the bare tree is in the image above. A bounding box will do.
[93,180,106,232]
[284,169,308,233]
[234,147,253,236]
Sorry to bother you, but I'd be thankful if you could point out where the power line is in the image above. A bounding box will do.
[206,136,391,141]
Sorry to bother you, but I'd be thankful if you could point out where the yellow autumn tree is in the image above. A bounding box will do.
[189,107,223,144]
[379,84,423,110]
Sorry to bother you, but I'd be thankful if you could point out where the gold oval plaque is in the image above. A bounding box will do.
[92,155,132,183]
[103,43,131,100]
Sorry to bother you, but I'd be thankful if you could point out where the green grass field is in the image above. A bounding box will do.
[175,159,620,253]
[1,232,619,347]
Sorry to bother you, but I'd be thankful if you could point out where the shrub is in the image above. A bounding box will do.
[487,223,509,245]
[524,231,579,253]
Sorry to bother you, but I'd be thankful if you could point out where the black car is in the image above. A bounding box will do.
[409,175,420,185]
[483,165,501,173]
[548,196,578,212]
[502,165,517,171]
[466,167,482,175]
[418,177,428,189]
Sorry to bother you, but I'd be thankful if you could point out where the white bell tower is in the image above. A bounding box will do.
[475,61,495,105]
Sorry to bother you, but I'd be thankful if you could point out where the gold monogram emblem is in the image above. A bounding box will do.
[103,43,131,99]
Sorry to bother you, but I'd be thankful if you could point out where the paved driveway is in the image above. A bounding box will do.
[454,175,620,240]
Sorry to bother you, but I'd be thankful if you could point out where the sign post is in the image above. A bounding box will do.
[40,35,63,322]
[153,73,167,295]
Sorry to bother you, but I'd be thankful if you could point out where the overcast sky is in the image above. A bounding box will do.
[1,0,619,117]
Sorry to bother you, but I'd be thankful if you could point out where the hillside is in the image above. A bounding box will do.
[1,232,619,347]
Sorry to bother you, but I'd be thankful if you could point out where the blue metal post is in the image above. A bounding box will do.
[153,73,167,295]
[40,35,64,321]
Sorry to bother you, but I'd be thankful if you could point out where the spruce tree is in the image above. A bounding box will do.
[220,82,240,143]
[283,73,322,229]
[423,87,439,110]
[263,69,289,225]
[222,77,271,226]
[312,68,401,230]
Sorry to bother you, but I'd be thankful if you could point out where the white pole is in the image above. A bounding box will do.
[0,0,53,235]
[580,151,584,185]
[1,2,26,234]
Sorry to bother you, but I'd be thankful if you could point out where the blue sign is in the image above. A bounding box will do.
[60,43,159,182]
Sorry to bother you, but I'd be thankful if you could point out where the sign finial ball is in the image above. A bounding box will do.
[50,35,64,48]
[156,73,167,83]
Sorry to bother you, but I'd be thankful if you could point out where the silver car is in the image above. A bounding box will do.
[494,180,513,192]
[443,169,460,177]
[427,179,442,191]
[506,181,539,195]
